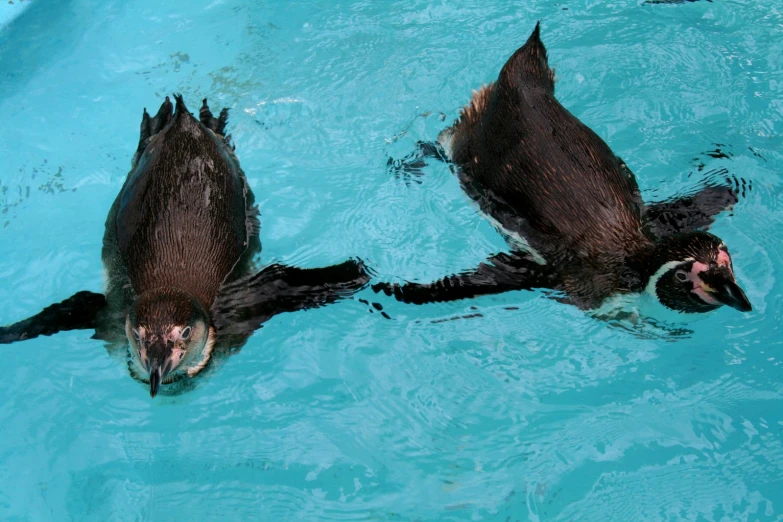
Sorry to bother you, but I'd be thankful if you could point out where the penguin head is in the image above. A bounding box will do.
[126,289,214,397]
[649,232,751,314]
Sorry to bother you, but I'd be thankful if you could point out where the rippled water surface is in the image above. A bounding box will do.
[1,0,782,520]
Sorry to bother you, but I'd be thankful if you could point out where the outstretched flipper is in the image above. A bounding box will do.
[0,291,107,344]
[211,259,371,346]
[643,170,749,238]
[372,252,555,305]
[387,140,449,184]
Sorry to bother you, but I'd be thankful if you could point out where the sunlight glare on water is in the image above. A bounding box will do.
[0,0,781,520]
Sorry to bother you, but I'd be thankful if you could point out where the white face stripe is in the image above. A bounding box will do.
[436,129,454,160]
[645,258,695,297]
[126,316,147,376]
[186,327,215,377]
[125,316,212,382]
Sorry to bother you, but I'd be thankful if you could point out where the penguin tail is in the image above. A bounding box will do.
[170,93,211,130]
[132,95,233,167]
[499,21,555,93]
[172,93,189,115]
[133,95,174,167]
[199,98,232,147]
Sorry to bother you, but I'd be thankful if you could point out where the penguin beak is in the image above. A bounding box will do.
[149,358,163,398]
[145,335,180,398]
[707,279,752,313]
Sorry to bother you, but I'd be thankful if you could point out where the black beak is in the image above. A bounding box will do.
[709,280,752,312]
[149,359,162,398]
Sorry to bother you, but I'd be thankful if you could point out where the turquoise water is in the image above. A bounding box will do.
[1,0,781,519]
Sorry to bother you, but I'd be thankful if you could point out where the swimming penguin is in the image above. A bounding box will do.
[374,23,751,317]
[0,95,370,397]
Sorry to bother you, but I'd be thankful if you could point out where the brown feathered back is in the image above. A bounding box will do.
[114,96,251,309]
[442,23,650,265]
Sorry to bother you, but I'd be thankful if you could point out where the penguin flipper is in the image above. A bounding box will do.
[0,291,107,344]
[372,252,554,305]
[643,170,748,237]
[387,140,449,184]
[211,259,371,345]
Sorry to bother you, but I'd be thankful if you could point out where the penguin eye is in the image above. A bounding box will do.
[675,270,688,282]
[181,326,192,340]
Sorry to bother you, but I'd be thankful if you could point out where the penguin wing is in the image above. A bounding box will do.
[0,291,107,344]
[211,259,371,346]
[386,140,450,184]
[372,252,556,305]
[643,170,746,238]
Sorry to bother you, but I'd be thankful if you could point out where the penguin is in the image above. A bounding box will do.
[374,23,751,318]
[0,95,371,397]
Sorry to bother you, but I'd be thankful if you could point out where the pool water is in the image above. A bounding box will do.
[1,0,781,520]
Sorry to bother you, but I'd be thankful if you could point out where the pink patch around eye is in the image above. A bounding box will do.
[690,262,710,278]
[693,286,720,306]
[717,249,731,267]
[687,261,720,305]
[170,348,186,365]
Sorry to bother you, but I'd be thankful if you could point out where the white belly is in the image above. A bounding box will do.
[437,128,547,265]
[589,290,707,332]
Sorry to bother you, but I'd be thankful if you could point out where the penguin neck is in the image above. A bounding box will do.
[620,238,667,289]
[627,237,688,289]
[135,286,213,326]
